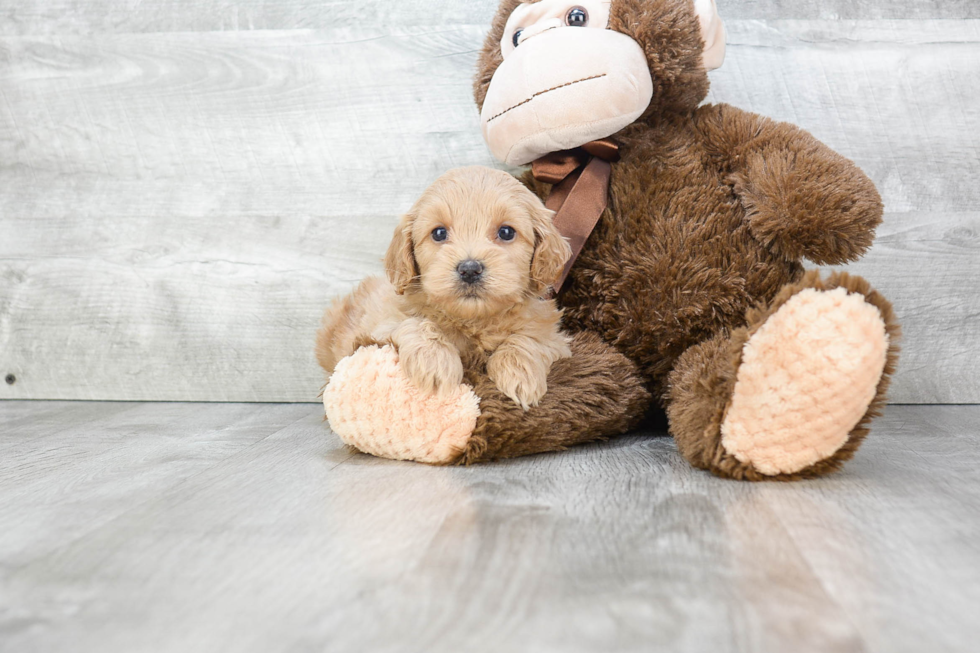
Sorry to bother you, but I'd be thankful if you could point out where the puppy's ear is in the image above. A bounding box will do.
[528,203,572,296]
[384,212,418,295]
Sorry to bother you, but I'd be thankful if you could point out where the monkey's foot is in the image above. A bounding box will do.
[668,271,900,480]
[719,286,889,476]
[323,345,479,464]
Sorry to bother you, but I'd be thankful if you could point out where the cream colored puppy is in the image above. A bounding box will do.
[316,166,573,410]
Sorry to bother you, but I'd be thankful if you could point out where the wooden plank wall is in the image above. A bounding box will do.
[1,1,977,403]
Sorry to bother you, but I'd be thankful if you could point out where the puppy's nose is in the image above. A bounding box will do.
[456,259,484,284]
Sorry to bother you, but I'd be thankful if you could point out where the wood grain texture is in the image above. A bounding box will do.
[1,20,978,402]
[0,401,978,652]
[0,402,313,566]
[1,1,977,36]
[826,211,980,404]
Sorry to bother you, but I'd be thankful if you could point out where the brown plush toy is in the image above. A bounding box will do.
[321,0,900,480]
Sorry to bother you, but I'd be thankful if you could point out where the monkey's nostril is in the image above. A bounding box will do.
[456,259,485,284]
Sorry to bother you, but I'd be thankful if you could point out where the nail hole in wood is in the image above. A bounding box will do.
[4,374,15,385]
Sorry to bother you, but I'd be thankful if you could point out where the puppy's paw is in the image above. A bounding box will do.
[487,349,548,411]
[399,342,464,395]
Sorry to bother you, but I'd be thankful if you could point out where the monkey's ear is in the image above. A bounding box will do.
[384,212,418,295]
[474,0,525,111]
[693,0,726,71]
[529,205,572,296]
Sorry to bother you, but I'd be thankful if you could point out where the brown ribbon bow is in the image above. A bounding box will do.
[531,138,619,293]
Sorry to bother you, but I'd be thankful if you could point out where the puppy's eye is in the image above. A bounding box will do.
[432,227,448,242]
[512,28,524,48]
[566,6,588,26]
[497,225,517,241]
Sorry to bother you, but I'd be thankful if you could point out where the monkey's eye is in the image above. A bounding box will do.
[432,227,448,242]
[566,6,589,26]
[512,28,524,48]
[497,225,516,241]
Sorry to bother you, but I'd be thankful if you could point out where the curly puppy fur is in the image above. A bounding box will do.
[461,0,895,475]
[316,166,574,410]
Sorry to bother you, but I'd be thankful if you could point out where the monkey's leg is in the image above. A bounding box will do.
[458,331,650,463]
[666,271,900,481]
[323,331,650,465]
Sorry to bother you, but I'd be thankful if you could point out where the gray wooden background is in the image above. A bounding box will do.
[1,1,977,403]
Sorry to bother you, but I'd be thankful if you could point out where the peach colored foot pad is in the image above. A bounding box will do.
[323,345,480,464]
[721,288,889,476]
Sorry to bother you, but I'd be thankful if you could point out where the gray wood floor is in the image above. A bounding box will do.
[1,401,978,653]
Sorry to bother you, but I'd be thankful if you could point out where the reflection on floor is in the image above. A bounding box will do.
[1,402,977,652]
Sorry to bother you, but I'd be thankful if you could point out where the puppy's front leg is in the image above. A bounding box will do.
[487,336,556,411]
[390,318,464,395]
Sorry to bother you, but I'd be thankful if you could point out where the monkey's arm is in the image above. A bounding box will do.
[694,103,883,265]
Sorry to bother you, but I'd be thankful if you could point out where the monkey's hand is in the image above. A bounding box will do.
[695,104,883,265]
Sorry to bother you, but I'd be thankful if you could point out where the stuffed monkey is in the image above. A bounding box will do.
[322,0,900,480]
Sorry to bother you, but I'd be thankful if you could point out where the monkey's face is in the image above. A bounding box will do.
[481,0,652,166]
[476,0,726,166]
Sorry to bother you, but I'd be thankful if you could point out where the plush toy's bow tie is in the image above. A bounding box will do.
[531,138,619,293]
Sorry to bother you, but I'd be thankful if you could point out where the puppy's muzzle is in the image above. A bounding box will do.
[456,259,484,285]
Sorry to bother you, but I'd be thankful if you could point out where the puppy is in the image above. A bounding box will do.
[316,166,573,410]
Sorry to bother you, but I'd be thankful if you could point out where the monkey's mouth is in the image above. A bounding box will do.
[484,74,608,125]
[479,27,652,167]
